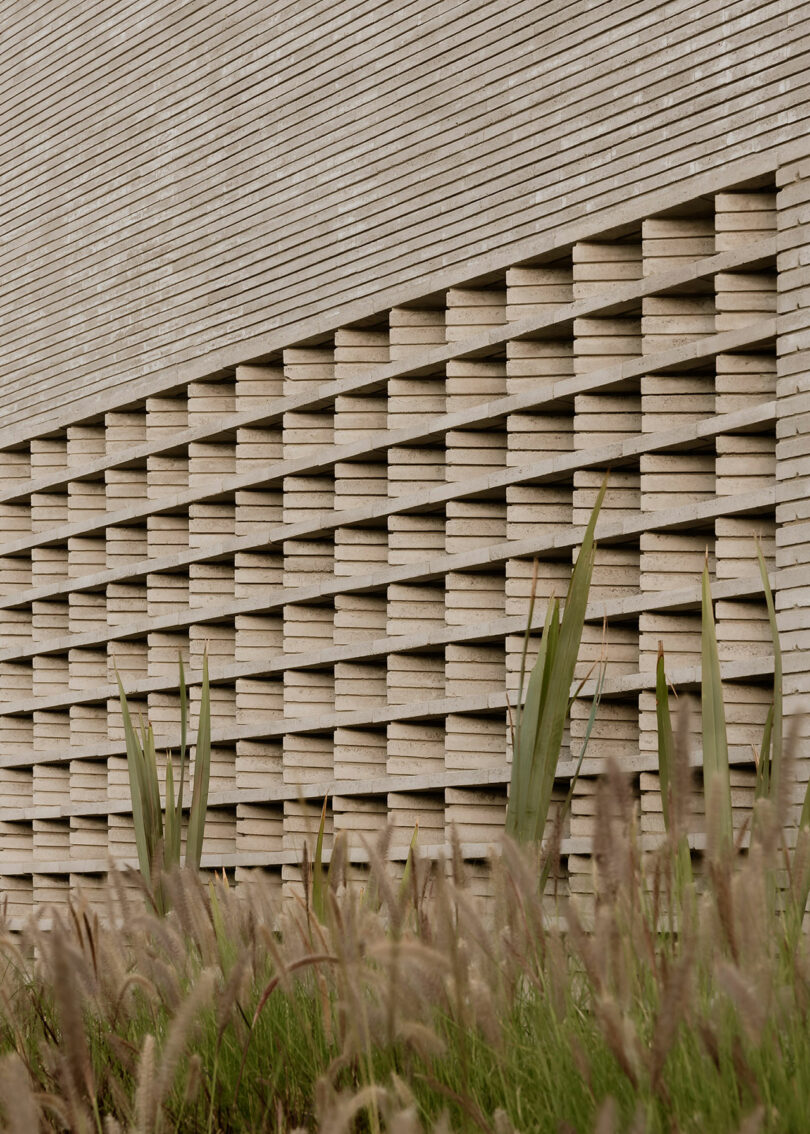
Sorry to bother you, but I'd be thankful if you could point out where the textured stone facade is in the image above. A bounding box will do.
[1,3,809,917]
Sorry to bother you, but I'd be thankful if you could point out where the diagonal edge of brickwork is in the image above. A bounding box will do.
[776,148,810,789]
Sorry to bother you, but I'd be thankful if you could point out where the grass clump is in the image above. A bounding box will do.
[0,798,809,1133]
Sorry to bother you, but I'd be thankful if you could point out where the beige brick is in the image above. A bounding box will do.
[236,803,283,852]
[235,676,283,726]
[388,791,444,847]
[282,346,335,393]
[445,285,506,342]
[387,652,444,705]
[715,191,777,252]
[283,798,333,851]
[236,740,283,788]
[334,727,387,779]
[445,570,505,625]
[642,213,714,273]
[446,786,506,845]
[333,592,386,645]
[444,712,506,771]
[506,261,572,321]
[235,363,284,409]
[506,338,573,394]
[387,720,444,775]
[387,581,445,636]
[389,304,445,360]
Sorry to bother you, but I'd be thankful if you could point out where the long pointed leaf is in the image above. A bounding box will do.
[655,645,692,889]
[506,478,605,845]
[572,655,606,769]
[701,562,732,850]
[116,674,152,879]
[756,540,782,802]
[398,823,419,903]
[524,480,604,843]
[801,780,810,833]
[656,644,675,832]
[185,651,212,869]
[513,559,539,746]
[540,657,607,890]
[177,652,188,818]
[142,718,163,854]
[506,601,555,839]
[755,705,774,802]
[164,756,180,870]
[312,796,328,921]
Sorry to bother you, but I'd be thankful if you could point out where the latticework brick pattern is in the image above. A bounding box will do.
[0,159,805,920]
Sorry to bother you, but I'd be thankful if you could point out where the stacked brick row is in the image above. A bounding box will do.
[775,158,810,819]
[0,169,791,920]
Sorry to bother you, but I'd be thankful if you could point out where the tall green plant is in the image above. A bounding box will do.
[117,652,212,908]
[700,561,733,852]
[655,644,692,888]
[506,479,606,843]
[755,540,783,805]
[657,547,788,875]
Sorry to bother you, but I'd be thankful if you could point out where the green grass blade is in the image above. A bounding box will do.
[656,644,675,832]
[506,601,556,840]
[185,650,212,870]
[801,781,810,833]
[523,595,565,845]
[116,674,152,880]
[540,657,606,890]
[701,562,732,850]
[756,540,782,801]
[572,654,606,769]
[142,718,163,851]
[140,719,165,889]
[312,796,328,921]
[513,559,539,747]
[164,755,180,871]
[536,601,560,730]
[524,480,604,843]
[398,823,419,903]
[177,652,188,818]
[656,644,693,890]
[756,705,774,802]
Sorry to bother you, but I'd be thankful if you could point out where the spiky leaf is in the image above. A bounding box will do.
[756,541,782,802]
[656,644,675,832]
[507,477,605,844]
[701,563,732,850]
[185,651,212,870]
[117,676,152,880]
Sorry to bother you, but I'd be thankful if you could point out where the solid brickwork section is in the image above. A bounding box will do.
[0,149,804,917]
[775,159,810,788]
[1,3,808,437]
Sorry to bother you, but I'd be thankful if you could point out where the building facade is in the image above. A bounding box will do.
[0,0,809,916]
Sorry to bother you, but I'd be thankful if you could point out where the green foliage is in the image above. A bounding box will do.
[756,539,783,804]
[656,545,782,884]
[654,644,692,890]
[2,797,810,1133]
[506,478,606,843]
[700,560,733,852]
[117,652,212,910]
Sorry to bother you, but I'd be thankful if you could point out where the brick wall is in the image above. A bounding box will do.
[0,153,802,918]
[1,0,808,434]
